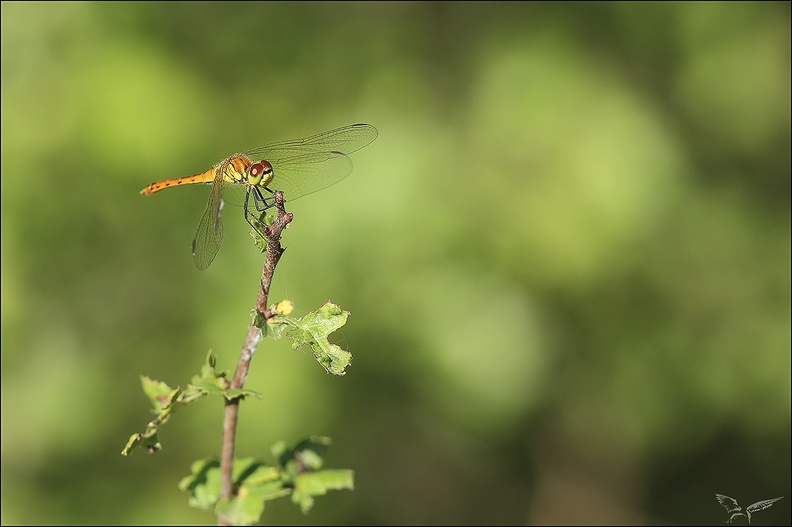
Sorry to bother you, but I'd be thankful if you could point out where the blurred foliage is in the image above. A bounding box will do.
[178,437,352,524]
[1,2,789,525]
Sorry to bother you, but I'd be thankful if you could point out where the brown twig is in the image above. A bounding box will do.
[218,191,293,524]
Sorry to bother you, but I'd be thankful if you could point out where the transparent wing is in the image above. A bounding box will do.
[746,497,783,513]
[716,494,741,514]
[191,168,226,270]
[218,182,248,207]
[242,123,378,161]
[241,124,377,201]
[271,151,353,200]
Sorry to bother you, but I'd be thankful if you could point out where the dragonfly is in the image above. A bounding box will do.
[140,123,378,270]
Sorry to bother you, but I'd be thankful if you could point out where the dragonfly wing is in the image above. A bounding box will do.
[191,169,226,270]
[237,124,376,203]
[242,123,378,163]
[270,151,353,201]
[218,182,248,207]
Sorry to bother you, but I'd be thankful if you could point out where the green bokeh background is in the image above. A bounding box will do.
[2,2,789,525]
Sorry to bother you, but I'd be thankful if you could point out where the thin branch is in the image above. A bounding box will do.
[218,191,293,524]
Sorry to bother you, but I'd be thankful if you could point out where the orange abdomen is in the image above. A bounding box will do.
[139,155,253,195]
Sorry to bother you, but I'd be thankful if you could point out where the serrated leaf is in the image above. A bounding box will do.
[125,352,246,456]
[268,302,352,375]
[216,490,265,527]
[178,457,221,510]
[122,379,181,456]
[292,470,355,513]
[140,376,177,413]
[179,438,352,521]
[179,457,285,519]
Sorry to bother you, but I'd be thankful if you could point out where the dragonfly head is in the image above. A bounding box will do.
[248,159,274,187]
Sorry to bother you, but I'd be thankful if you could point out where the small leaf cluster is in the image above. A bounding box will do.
[122,300,355,524]
[179,437,353,525]
[122,352,261,456]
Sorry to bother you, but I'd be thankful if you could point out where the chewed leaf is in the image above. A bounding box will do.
[267,302,351,375]
[123,352,259,456]
[140,376,178,413]
[122,377,183,456]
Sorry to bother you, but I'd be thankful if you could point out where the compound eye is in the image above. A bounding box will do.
[248,162,266,184]
[248,160,273,186]
[249,162,265,178]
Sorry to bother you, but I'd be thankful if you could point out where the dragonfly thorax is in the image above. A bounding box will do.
[220,155,253,184]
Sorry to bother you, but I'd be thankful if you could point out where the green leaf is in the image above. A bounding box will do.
[178,457,221,510]
[272,437,354,514]
[187,352,261,400]
[179,438,352,522]
[292,469,354,514]
[180,457,288,525]
[140,376,178,413]
[267,302,352,375]
[125,352,256,456]
[224,388,263,401]
[120,431,161,456]
[270,440,289,462]
[189,351,230,394]
[249,210,274,253]
[216,492,264,527]
[121,377,183,456]
[274,436,333,482]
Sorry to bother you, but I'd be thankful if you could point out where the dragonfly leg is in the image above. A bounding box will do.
[251,187,276,212]
[244,188,268,240]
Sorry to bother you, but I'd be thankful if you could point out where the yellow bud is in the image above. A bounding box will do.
[272,300,294,316]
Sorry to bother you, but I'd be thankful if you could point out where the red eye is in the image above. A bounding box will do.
[249,162,265,177]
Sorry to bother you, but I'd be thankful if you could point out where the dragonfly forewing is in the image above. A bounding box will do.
[242,123,378,164]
